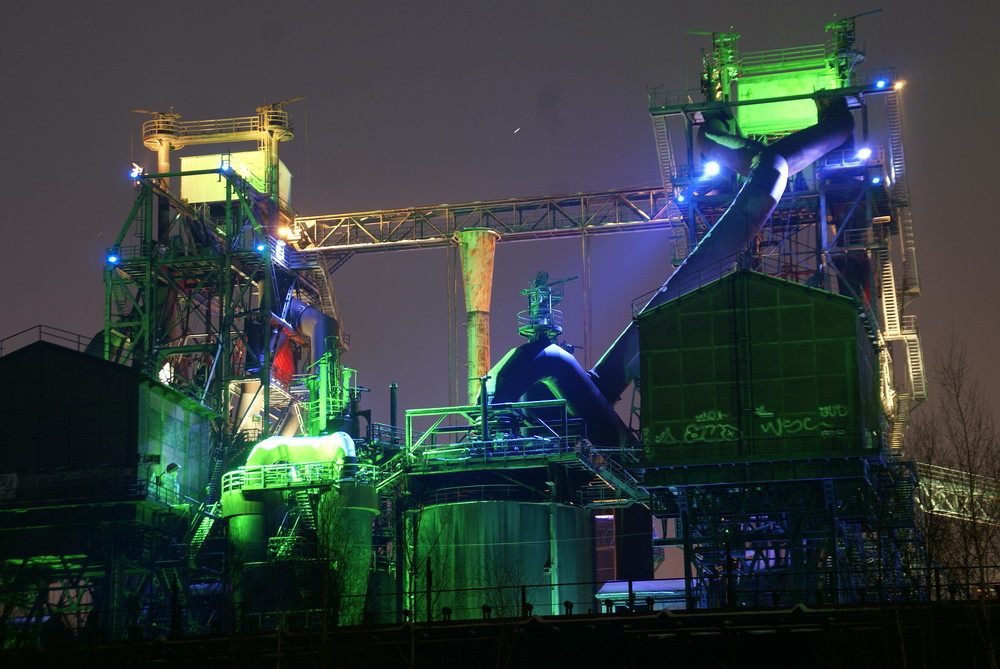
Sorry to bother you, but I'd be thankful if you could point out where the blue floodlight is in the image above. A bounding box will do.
[256,242,267,252]
[107,251,120,264]
[855,147,873,161]
[703,161,721,177]
[220,159,231,172]
[129,162,143,179]
[676,193,686,203]
[875,79,887,89]
[871,175,883,185]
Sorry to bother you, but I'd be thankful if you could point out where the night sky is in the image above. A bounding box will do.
[3,1,997,426]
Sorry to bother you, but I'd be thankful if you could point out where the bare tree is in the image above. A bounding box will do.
[908,339,1000,586]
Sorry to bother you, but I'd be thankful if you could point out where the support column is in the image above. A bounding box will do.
[456,229,501,404]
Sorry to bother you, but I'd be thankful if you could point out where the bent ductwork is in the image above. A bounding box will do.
[233,297,340,438]
[589,98,853,404]
[286,297,340,365]
[245,431,357,468]
[488,340,628,447]
[489,99,854,445]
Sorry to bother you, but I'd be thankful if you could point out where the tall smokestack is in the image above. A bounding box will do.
[457,228,501,404]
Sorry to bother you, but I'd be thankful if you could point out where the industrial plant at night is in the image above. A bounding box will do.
[2,15,997,667]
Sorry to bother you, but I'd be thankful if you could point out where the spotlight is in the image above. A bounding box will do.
[871,175,883,185]
[894,80,906,90]
[107,250,120,264]
[875,79,887,89]
[704,161,721,177]
[855,147,872,161]
[129,163,144,179]
[676,193,686,203]
[256,242,267,252]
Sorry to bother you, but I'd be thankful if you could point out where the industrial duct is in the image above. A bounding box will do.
[488,340,628,447]
[590,98,854,403]
[489,99,854,445]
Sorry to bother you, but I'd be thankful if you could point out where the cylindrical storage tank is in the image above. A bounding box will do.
[221,475,267,617]
[409,501,594,621]
[317,482,378,625]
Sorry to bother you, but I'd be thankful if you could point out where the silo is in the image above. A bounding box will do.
[316,481,379,625]
[409,499,594,620]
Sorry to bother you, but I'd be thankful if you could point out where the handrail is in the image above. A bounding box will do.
[222,461,342,494]
[740,43,828,74]
[143,116,259,142]
[0,325,96,358]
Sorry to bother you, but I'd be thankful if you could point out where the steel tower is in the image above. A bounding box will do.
[639,15,926,606]
[105,102,341,464]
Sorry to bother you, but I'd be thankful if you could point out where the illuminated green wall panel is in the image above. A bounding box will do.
[736,68,838,136]
[138,382,213,499]
[639,271,878,465]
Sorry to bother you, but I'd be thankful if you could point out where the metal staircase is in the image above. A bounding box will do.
[292,489,317,530]
[185,501,222,565]
[885,89,920,299]
[574,449,648,507]
[651,115,688,262]
[875,226,926,438]
[888,393,911,453]
[899,315,927,402]
[310,251,350,325]
[873,245,901,337]
[269,516,306,560]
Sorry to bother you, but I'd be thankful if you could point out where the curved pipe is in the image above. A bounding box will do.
[234,297,340,439]
[698,98,853,178]
[245,431,357,467]
[286,297,340,365]
[486,99,855,436]
[589,149,789,401]
[488,340,628,447]
[588,98,854,403]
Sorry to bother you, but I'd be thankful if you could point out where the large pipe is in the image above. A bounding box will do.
[245,432,357,468]
[488,340,628,447]
[457,229,501,404]
[234,297,339,439]
[589,98,854,403]
[286,296,340,365]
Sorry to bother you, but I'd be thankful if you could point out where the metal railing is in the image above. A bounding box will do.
[0,325,96,358]
[222,461,342,494]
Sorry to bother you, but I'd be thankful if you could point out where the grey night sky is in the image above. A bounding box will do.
[2,1,997,425]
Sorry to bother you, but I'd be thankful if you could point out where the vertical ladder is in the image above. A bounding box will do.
[651,115,688,261]
[885,90,920,299]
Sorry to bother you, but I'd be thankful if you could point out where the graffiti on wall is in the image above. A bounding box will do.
[644,404,849,444]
